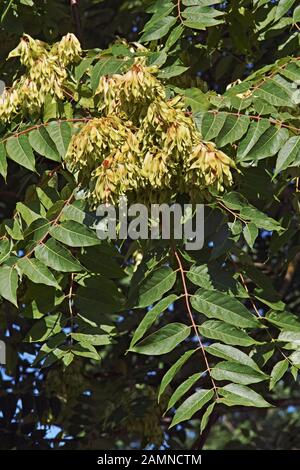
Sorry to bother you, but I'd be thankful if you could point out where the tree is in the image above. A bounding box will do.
[0,0,300,450]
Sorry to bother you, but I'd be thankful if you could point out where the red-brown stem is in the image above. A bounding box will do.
[174,250,219,397]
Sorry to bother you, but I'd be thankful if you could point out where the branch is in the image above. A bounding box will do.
[70,0,82,42]
[279,252,300,298]
[174,250,219,398]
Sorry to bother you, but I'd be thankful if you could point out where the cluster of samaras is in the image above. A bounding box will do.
[0,33,81,121]
[0,34,236,204]
[66,61,236,205]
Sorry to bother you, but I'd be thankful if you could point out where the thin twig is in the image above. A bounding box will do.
[70,0,82,42]
[174,249,219,397]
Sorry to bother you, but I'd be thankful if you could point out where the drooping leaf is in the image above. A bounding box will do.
[164,24,184,50]
[216,114,249,148]
[199,320,259,346]
[0,142,7,180]
[130,294,178,348]
[35,238,83,272]
[166,373,200,411]
[265,311,300,332]
[46,121,71,158]
[71,332,111,346]
[200,402,215,434]
[201,112,227,141]
[137,266,176,308]
[18,257,60,288]
[206,343,263,372]
[237,119,270,161]
[6,134,36,172]
[50,221,101,247]
[129,323,191,355]
[191,288,259,328]
[25,313,62,342]
[243,223,258,248]
[218,383,273,407]
[274,136,300,175]
[269,359,289,390]
[242,127,289,161]
[28,127,60,162]
[275,0,297,21]
[91,57,129,92]
[170,389,214,427]
[158,349,196,400]
[211,361,268,385]
[140,16,177,42]
[0,265,18,307]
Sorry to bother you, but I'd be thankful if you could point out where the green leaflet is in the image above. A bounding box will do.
[137,266,177,308]
[170,389,214,427]
[71,332,111,346]
[0,240,10,264]
[0,142,7,180]
[278,331,300,347]
[166,373,201,412]
[25,313,62,342]
[61,200,97,227]
[23,218,51,242]
[164,25,184,50]
[242,127,289,161]
[201,112,227,141]
[35,238,83,272]
[187,263,238,293]
[158,64,189,79]
[211,361,268,385]
[191,288,259,328]
[74,280,125,316]
[50,220,101,247]
[281,62,300,82]
[17,257,60,288]
[274,136,300,175]
[46,121,71,158]
[130,294,178,348]
[266,311,300,332]
[254,75,297,107]
[269,359,289,390]
[206,343,263,372]
[275,0,297,21]
[218,383,273,408]
[0,265,18,306]
[199,320,259,346]
[183,17,224,29]
[183,88,210,112]
[221,192,283,232]
[200,402,215,434]
[79,247,125,278]
[216,114,249,148]
[243,223,258,248]
[6,134,36,172]
[140,16,177,42]
[91,57,130,92]
[158,349,196,400]
[28,127,60,162]
[237,119,270,161]
[129,323,191,355]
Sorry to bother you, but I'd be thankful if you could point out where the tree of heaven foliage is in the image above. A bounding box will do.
[0,0,300,450]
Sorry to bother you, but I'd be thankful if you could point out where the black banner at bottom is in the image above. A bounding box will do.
[0,450,298,465]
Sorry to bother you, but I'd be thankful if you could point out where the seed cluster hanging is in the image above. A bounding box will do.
[66,61,236,206]
[0,33,81,122]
